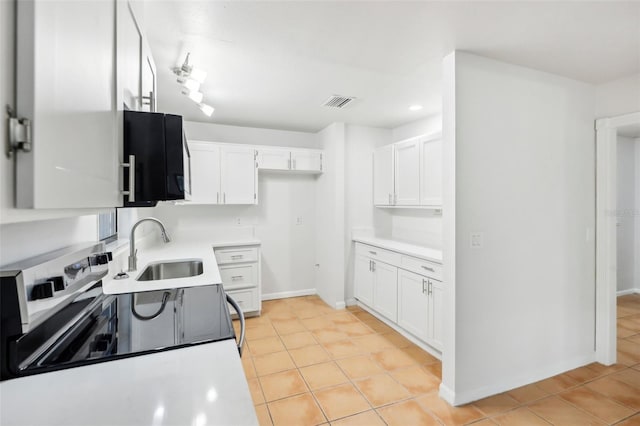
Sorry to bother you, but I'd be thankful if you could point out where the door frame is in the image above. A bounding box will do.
[595,111,640,364]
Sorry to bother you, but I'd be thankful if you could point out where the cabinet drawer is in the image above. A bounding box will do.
[400,255,442,281]
[220,264,257,289]
[226,287,259,314]
[215,247,258,264]
[355,243,401,265]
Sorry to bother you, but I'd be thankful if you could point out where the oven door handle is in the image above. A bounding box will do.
[225,293,245,357]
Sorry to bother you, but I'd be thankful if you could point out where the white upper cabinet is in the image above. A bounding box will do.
[118,2,142,112]
[189,143,221,204]
[188,142,257,205]
[257,148,291,171]
[15,0,119,208]
[220,147,257,204]
[140,39,157,112]
[394,138,421,206]
[373,133,442,209]
[291,150,322,172]
[257,147,322,173]
[373,145,395,206]
[420,136,443,206]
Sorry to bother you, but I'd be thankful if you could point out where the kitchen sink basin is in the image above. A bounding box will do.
[137,260,204,281]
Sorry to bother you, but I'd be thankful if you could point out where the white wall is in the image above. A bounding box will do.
[595,73,640,119]
[315,123,346,309]
[616,136,636,293]
[636,139,640,291]
[392,115,442,142]
[344,125,392,303]
[441,51,596,405]
[185,121,319,149]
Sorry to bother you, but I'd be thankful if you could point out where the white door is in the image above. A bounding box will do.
[428,279,444,351]
[221,147,257,204]
[258,148,291,170]
[291,150,322,172]
[372,261,398,322]
[373,145,395,206]
[16,0,119,208]
[189,143,221,204]
[398,270,429,341]
[354,254,374,307]
[395,138,421,206]
[182,286,221,342]
[420,136,443,206]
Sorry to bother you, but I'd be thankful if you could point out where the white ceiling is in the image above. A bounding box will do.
[143,1,640,133]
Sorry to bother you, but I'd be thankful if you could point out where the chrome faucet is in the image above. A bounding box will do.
[128,217,171,271]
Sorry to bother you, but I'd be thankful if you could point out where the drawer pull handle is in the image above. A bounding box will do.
[231,255,244,259]
[231,275,243,280]
[421,266,435,272]
[369,251,377,255]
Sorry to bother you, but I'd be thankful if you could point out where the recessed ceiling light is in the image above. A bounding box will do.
[409,104,423,111]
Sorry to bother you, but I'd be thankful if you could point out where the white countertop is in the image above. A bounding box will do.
[102,238,261,295]
[0,339,257,426]
[353,236,443,263]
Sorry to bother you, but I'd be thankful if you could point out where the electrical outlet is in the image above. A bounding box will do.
[470,232,483,248]
[235,217,242,226]
[296,216,303,225]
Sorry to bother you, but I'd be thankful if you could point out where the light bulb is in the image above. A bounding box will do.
[190,68,207,84]
[198,103,214,117]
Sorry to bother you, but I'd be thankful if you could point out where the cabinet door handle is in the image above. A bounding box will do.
[231,275,243,280]
[121,154,136,202]
[371,261,376,272]
[223,192,226,203]
[422,279,426,294]
[428,281,433,295]
[421,266,435,272]
[231,255,244,260]
[369,260,372,271]
[369,251,377,255]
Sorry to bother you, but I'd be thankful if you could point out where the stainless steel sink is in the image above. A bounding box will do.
[136,260,204,281]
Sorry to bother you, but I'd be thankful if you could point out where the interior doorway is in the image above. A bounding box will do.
[595,111,640,364]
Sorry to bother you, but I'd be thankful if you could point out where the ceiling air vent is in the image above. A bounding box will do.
[322,95,356,109]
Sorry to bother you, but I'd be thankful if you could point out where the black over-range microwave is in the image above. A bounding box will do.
[123,111,191,207]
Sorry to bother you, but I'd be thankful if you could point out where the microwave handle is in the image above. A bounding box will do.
[121,154,136,203]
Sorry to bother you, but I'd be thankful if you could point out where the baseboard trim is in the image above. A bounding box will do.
[356,301,442,361]
[617,288,640,296]
[262,288,316,301]
[444,352,596,406]
[345,298,357,306]
[335,301,346,310]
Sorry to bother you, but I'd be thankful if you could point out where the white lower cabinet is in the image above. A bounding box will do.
[372,261,398,322]
[354,254,374,307]
[354,242,443,352]
[398,270,429,341]
[215,244,261,317]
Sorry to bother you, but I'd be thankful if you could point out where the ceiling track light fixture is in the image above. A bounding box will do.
[173,53,213,117]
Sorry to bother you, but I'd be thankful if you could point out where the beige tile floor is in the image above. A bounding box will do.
[234,294,640,425]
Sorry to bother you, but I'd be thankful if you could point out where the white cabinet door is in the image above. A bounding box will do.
[182,286,221,342]
[354,254,374,307]
[258,148,291,170]
[117,1,141,112]
[140,39,157,112]
[372,261,398,322]
[189,143,221,204]
[373,145,395,206]
[291,150,322,172]
[395,138,421,206]
[16,0,119,208]
[420,136,443,206]
[220,147,257,204]
[428,279,444,351]
[398,270,429,341]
